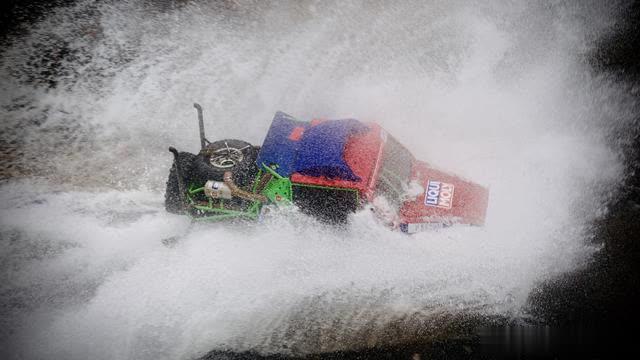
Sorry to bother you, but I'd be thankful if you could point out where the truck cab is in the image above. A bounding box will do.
[254,112,489,232]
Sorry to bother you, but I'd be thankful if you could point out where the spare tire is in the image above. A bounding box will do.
[192,139,259,188]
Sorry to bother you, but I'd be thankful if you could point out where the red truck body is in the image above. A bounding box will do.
[289,122,489,233]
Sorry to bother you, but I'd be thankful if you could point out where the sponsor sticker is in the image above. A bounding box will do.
[424,180,454,209]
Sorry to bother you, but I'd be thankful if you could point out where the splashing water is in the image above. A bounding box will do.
[0,0,636,359]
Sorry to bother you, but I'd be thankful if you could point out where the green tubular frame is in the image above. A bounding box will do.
[185,183,262,221]
[182,162,366,222]
[183,163,294,221]
[259,163,293,205]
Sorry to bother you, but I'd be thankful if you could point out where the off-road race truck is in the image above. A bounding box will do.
[165,104,489,233]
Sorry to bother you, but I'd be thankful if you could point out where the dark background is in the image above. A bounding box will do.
[1,0,639,358]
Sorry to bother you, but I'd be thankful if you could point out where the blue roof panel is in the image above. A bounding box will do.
[293,119,368,181]
[256,112,368,181]
[256,111,308,177]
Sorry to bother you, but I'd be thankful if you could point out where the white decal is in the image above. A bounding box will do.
[405,222,443,233]
[424,180,454,209]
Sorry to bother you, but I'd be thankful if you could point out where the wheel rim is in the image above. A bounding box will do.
[209,144,244,169]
